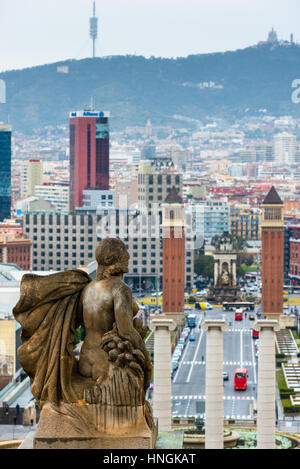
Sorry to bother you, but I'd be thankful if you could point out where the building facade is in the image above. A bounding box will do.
[230,207,261,241]
[0,124,11,222]
[27,160,43,196]
[274,132,296,165]
[69,110,109,211]
[191,200,230,243]
[34,183,69,212]
[0,236,32,271]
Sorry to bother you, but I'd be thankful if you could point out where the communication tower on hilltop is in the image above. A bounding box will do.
[89,0,98,58]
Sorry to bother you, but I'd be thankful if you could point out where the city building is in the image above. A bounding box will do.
[289,238,300,286]
[69,110,110,211]
[240,143,273,163]
[285,224,300,286]
[261,186,284,319]
[34,183,69,211]
[27,160,43,196]
[0,235,32,271]
[0,124,12,222]
[230,206,261,241]
[162,187,185,313]
[274,132,296,165]
[138,160,182,209]
[76,189,115,212]
[0,220,24,237]
[191,200,230,243]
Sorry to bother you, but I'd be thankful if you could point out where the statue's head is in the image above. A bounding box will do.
[95,238,130,280]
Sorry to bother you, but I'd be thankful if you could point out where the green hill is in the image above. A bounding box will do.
[1,43,300,132]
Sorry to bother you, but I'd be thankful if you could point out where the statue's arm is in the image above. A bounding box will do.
[114,285,146,350]
[114,284,152,391]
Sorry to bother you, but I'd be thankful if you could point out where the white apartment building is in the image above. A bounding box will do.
[34,184,69,212]
[191,200,230,243]
[274,132,296,165]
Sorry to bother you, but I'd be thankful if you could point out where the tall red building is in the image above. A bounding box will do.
[261,186,284,319]
[69,110,109,211]
[162,187,185,313]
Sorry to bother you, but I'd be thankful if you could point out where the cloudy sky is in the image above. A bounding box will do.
[1,0,300,71]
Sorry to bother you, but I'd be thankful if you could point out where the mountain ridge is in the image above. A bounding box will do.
[1,43,300,133]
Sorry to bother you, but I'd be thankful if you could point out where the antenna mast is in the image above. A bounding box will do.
[89,0,98,58]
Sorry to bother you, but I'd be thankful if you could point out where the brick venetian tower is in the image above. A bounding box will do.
[261,186,284,319]
[162,186,185,313]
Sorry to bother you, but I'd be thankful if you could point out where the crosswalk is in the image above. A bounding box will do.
[172,413,253,420]
[225,328,252,333]
[172,395,255,401]
[181,361,254,366]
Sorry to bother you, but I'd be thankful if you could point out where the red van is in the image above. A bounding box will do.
[252,329,259,339]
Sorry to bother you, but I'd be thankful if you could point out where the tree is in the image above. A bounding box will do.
[194,255,214,280]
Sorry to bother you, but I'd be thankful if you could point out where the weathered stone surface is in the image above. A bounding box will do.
[14,238,156,449]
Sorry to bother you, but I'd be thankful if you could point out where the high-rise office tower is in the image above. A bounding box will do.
[0,124,12,222]
[261,186,284,319]
[69,110,109,211]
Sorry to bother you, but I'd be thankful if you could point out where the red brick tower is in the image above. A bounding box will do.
[162,187,185,313]
[261,186,284,319]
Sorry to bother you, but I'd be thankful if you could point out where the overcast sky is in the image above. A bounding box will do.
[1,0,300,72]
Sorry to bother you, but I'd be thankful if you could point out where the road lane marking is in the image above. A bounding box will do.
[251,331,257,385]
[186,329,204,383]
[172,315,202,383]
[240,329,243,367]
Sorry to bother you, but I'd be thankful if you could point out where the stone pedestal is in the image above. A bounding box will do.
[254,320,280,450]
[150,318,176,432]
[202,320,228,449]
[33,402,155,449]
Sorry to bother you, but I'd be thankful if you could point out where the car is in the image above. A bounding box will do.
[223,371,229,381]
[189,333,195,342]
[172,354,181,362]
[249,313,255,320]
[175,344,185,352]
[171,361,179,372]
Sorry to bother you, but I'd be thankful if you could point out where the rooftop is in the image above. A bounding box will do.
[262,186,283,205]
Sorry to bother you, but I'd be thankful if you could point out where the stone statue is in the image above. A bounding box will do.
[13,238,156,449]
[221,270,230,286]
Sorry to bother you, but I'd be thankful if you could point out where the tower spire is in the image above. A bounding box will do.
[89,0,98,58]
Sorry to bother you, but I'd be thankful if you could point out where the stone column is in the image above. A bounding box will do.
[150,318,176,432]
[232,259,237,287]
[202,320,228,449]
[254,320,280,449]
[214,260,219,286]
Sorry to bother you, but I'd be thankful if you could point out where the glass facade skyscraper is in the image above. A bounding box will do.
[0,124,11,222]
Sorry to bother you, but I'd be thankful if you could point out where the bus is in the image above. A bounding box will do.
[245,273,258,282]
[234,309,243,321]
[234,368,248,391]
[223,302,255,311]
[186,314,196,329]
[252,329,259,339]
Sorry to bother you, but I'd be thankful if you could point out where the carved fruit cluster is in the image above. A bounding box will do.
[101,333,145,381]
